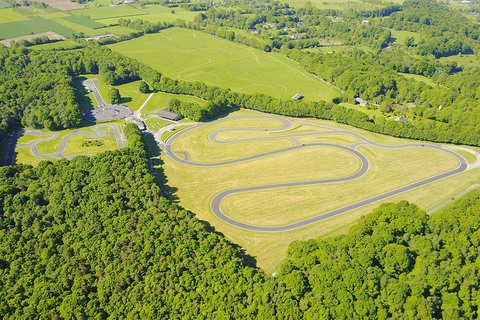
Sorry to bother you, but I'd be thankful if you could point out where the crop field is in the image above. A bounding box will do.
[72,5,148,20]
[0,16,74,39]
[0,8,27,22]
[108,28,342,101]
[62,15,105,28]
[160,109,480,272]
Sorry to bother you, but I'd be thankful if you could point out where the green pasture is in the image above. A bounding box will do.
[161,109,478,272]
[0,16,75,39]
[339,102,385,119]
[62,15,105,28]
[389,29,421,45]
[399,72,439,87]
[283,0,387,10]
[141,92,207,116]
[108,28,341,101]
[145,118,173,131]
[0,8,27,23]
[302,44,373,54]
[72,5,148,20]
[96,4,199,25]
[440,54,480,68]
[52,17,131,37]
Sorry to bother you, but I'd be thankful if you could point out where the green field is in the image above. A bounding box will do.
[72,5,148,20]
[0,8,26,22]
[389,29,421,45]
[440,54,480,68]
[62,15,105,29]
[141,92,207,116]
[161,109,480,272]
[145,118,173,131]
[96,4,199,25]
[109,28,341,101]
[0,16,75,39]
[283,0,388,10]
[399,72,440,87]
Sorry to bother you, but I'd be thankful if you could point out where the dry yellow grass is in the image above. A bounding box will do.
[161,110,480,273]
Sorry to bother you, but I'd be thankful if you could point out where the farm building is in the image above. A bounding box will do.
[395,115,408,123]
[355,97,369,106]
[85,34,115,42]
[292,93,303,100]
[157,110,183,121]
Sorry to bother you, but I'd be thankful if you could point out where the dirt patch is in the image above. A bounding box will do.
[29,0,83,11]
[0,31,65,47]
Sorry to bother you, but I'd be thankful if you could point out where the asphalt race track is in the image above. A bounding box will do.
[10,124,125,162]
[160,115,471,232]
[81,78,132,122]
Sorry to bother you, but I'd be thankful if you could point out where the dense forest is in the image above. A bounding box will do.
[1,125,480,318]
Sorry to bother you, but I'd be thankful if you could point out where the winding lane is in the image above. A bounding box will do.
[160,115,472,232]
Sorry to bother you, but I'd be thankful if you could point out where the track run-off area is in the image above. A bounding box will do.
[160,115,480,232]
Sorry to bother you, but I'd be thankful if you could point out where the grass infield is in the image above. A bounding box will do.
[161,109,480,273]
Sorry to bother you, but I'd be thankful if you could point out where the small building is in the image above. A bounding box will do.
[355,97,369,106]
[125,116,146,131]
[292,93,303,100]
[361,20,370,25]
[291,33,302,40]
[157,110,183,121]
[395,115,408,123]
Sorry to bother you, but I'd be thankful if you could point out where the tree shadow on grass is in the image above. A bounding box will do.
[73,76,95,113]
[120,97,132,105]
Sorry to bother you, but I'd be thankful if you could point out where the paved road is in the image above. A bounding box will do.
[13,124,124,161]
[82,78,105,107]
[160,115,475,232]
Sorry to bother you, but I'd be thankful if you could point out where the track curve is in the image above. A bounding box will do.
[15,124,124,160]
[160,115,469,232]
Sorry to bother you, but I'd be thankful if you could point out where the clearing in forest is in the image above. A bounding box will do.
[159,109,480,273]
[108,28,342,101]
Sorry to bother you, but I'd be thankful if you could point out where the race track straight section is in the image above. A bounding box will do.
[160,115,470,232]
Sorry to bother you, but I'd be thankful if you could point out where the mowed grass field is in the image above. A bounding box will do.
[108,28,341,101]
[161,109,480,273]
